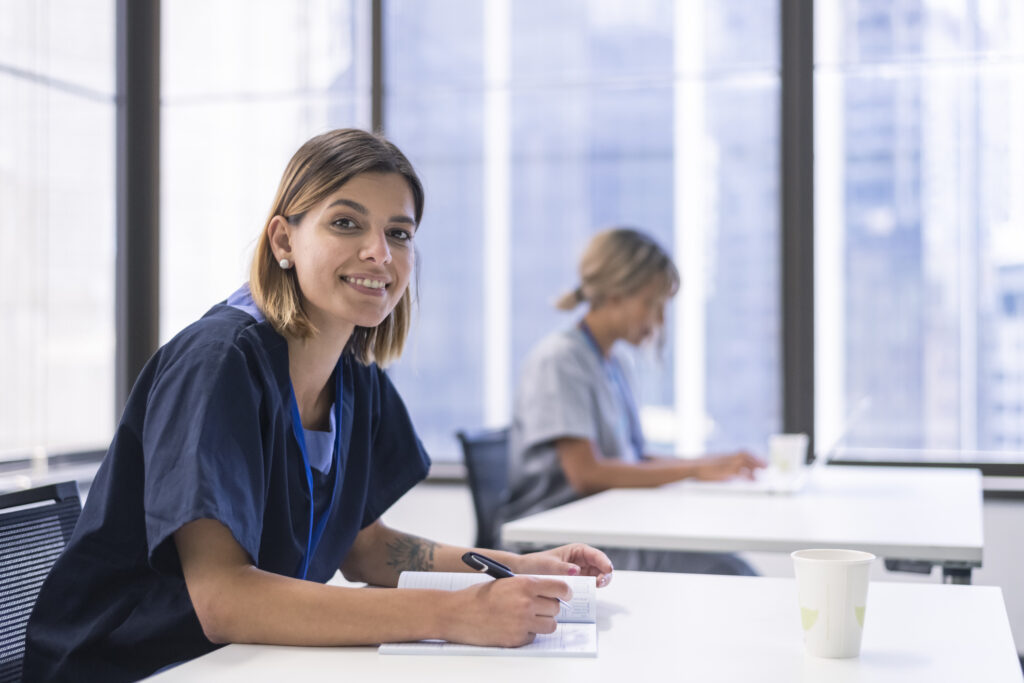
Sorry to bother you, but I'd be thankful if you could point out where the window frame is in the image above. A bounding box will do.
[58,0,1023,485]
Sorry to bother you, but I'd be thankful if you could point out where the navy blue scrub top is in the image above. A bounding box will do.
[23,301,431,683]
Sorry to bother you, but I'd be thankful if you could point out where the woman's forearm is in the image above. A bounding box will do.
[571,456,702,493]
[176,518,468,646]
[341,522,492,586]
[179,518,579,649]
[556,437,706,494]
[197,565,457,645]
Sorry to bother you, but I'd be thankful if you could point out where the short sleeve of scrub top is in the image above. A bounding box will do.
[515,333,603,450]
[142,335,271,570]
[506,327,642,519]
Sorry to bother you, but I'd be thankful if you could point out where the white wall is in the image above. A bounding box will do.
[383,481,1024,657]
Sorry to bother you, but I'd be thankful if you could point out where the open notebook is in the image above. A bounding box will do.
[378,572,598,657]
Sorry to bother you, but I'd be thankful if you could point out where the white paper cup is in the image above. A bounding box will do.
[791,548,875,658]
[770,433,809,473]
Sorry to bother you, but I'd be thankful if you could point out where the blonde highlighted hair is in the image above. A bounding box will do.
[250,128,424,367]
[555,227,679,310]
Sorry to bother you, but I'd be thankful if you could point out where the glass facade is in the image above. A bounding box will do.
[815,0,1024,460]
[2,0,1020,467]
[383,0,488,459]
[385,0,781,460]
[0,1,116,455]
[161,0,373,338]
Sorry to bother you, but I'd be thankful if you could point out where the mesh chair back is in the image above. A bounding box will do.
[456,428,510,550]
[0,481,81,683]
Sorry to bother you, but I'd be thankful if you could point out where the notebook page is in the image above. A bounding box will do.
[379,623,596,657]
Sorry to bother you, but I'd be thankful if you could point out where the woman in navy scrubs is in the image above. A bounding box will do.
[23,129,613,682]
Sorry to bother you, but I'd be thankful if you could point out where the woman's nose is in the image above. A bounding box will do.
[360,228,392,264]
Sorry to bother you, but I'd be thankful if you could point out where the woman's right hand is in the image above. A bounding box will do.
[694,450,766,481]
[441,576,571,647]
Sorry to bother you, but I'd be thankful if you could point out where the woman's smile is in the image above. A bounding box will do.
[341,274,390,296]
[281,172,416,332]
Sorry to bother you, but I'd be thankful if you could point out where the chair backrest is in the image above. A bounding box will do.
[0,481,81,683]
[456,428,510,550]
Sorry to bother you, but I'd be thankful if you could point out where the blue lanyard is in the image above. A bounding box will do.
[288,365,343,580]
[578,321,646,459]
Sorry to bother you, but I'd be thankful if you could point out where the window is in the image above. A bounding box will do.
[815,0,1024,462]
[0,1,116,457]
[386,0,781,460]
[8,1,1017,476]
[383,0,488,460]
[161,0,372,338]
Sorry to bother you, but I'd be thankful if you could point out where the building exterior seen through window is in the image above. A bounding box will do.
[0,0,116,458]
[1,0,1021,467]
[385,0,781,460]
[815,0,1024,462]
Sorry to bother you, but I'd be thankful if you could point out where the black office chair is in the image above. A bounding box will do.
[456,427,510,550]
[0,481,81,683]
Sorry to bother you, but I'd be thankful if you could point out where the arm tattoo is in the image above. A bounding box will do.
[385,533,438,572]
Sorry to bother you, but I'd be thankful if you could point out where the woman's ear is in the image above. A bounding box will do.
[267,216,293,263]
[602,293,625,309]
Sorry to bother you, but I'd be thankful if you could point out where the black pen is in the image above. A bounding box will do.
[461,551,572,608]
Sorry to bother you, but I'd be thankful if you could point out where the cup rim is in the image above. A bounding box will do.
[791,548,876,564]
[770,433,809,442]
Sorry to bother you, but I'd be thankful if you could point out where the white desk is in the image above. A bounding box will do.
[502,465,984,582]
[149,571,1021,682]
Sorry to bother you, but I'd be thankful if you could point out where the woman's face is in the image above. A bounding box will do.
[280,172,416,336]
[613,280,671,346]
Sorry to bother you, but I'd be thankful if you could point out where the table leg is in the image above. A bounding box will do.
[884,559,975,584]
[941,566,973,585]
[883,558,933,575]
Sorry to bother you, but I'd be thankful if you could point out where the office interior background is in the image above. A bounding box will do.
[1,0,1023,660]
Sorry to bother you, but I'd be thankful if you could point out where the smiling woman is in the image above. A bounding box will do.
[270,173,416,352]
[249,129,424,366]
[21,129,614,683]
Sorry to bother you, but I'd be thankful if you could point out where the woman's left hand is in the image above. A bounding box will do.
[512,543,614,587]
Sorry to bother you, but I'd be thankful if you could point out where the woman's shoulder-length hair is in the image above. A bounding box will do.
[249,128,424,367]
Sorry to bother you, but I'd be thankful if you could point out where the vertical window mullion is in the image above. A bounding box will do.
[371,0,384,133]
[673,1,709,455]
[115,0,160,414]
[781,0,815,452]
[814,4,846,457]
[483,0,511,426]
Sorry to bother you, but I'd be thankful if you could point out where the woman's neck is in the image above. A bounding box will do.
[581,310,618,358]
[286,328,351,430]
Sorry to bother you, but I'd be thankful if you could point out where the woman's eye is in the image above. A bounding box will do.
[388,228,412,242]
[332,218,358,230]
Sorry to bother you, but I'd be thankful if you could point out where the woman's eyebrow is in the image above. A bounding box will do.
[328,198,368,214]
[327,198,415,225]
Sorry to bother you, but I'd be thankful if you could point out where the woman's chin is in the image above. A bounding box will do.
[349,310,394,330]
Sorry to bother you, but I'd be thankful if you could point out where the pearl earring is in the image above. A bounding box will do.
[279,258,291,269]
